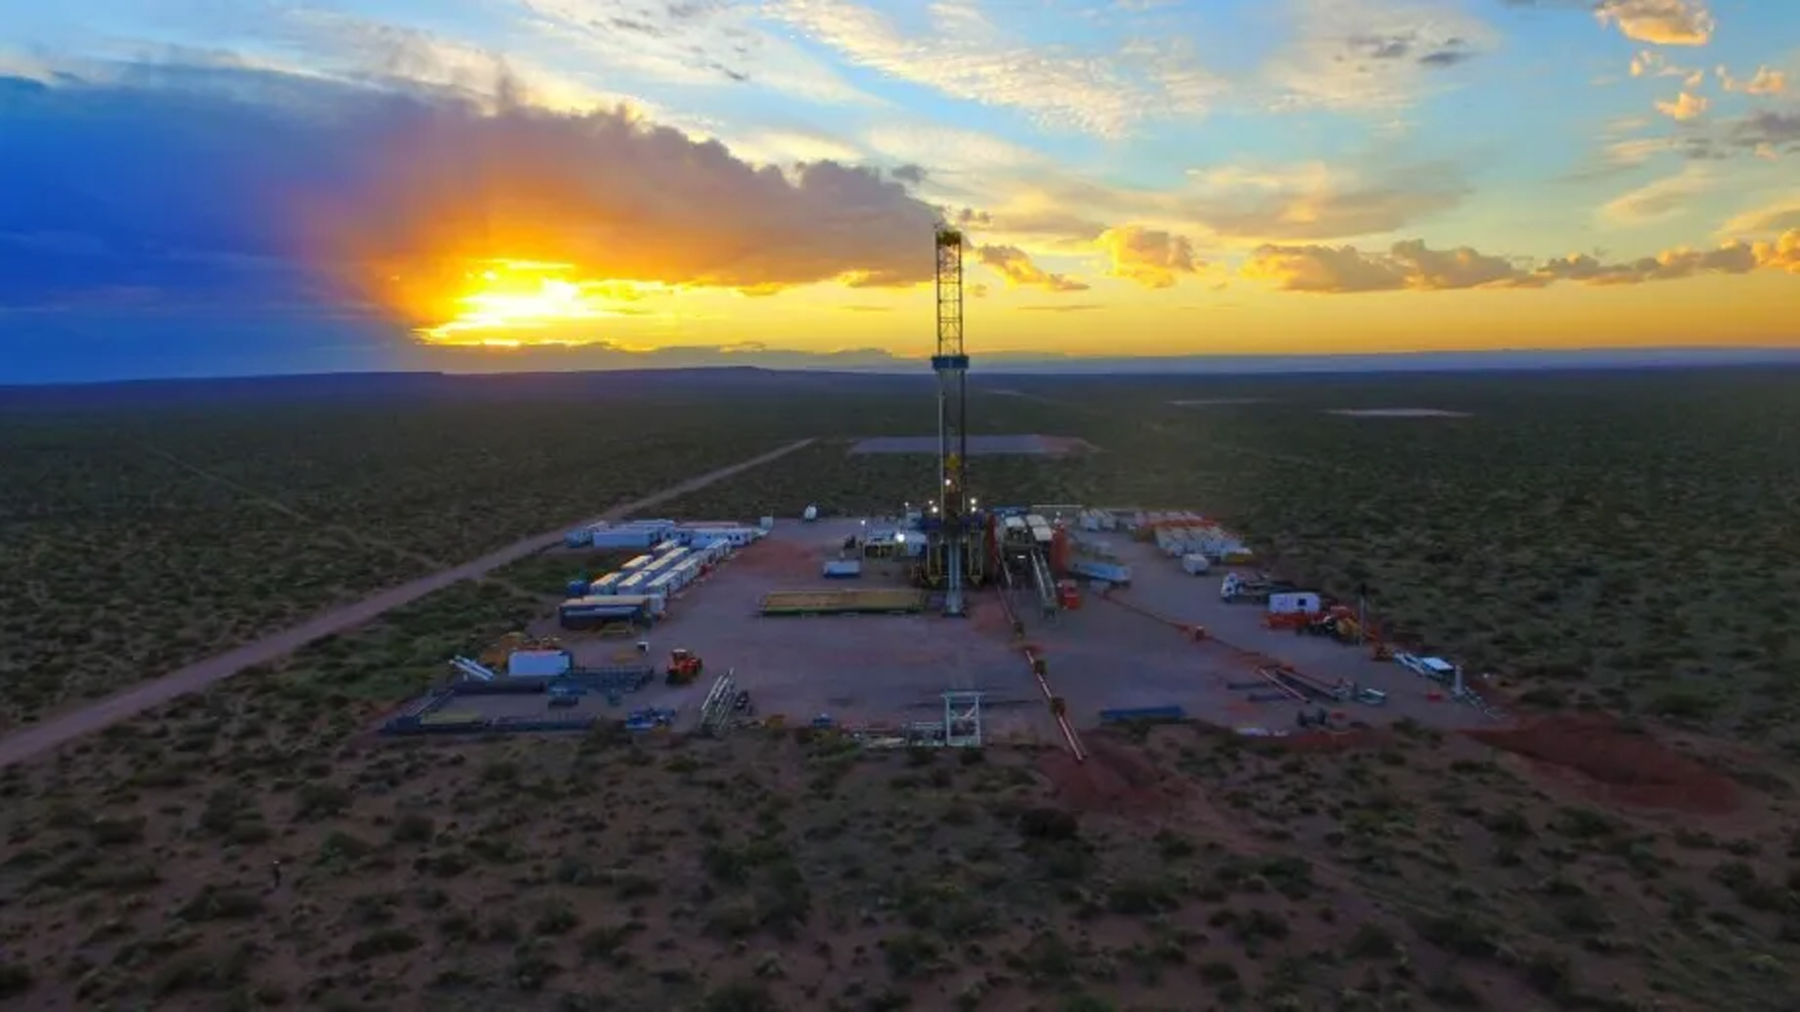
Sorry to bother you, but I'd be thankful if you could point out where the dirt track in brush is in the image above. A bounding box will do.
[0,441,815,770]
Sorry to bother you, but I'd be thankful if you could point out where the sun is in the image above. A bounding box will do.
[414,259,666,345]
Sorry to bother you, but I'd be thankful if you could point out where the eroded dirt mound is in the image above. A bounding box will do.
[1037,737,1184,815]
[1467,714,1741,815]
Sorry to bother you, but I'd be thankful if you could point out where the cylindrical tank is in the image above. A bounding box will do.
[1050,528,1071,575]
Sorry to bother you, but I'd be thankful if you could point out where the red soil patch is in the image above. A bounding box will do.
[1037,737,1185,816]
[968,595,1017,638]
[1466,714,1741,816]
[735,539,821,578]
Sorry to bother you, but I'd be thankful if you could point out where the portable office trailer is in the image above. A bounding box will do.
[644,547,690,576]
[685,526,757,547]
[591,529,659,549]
[1268,591,1322,615]
[558,596,652,630]
[589,572,627,595]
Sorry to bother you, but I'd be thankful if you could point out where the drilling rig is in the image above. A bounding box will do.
[918,222,984,616]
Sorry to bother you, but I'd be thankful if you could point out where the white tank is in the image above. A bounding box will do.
[803,504,819,521]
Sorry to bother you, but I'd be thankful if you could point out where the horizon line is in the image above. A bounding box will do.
[7,345,1800,392]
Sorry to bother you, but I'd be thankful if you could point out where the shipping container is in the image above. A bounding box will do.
[822,559,862,579]
[591,530,657,549]
[590,572,627,595]
[616,572,649,594]
[567,578,592,598]
[621,554,655,572]
[508,649,572,678]
[1067,558,1131,585]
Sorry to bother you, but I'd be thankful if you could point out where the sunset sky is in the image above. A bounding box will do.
[3,0,1799,382]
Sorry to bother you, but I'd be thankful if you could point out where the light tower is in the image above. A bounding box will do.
[933,223,970,617]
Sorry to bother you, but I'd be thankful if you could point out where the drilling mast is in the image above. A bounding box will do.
[933,223,970,617]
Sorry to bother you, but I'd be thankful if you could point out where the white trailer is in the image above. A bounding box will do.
[1181,554,1211,575]
[1267,591,1322,615]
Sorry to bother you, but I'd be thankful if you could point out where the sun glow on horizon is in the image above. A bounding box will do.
[414,259,677,345]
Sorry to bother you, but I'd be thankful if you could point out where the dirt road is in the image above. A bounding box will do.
[0,439,814,769]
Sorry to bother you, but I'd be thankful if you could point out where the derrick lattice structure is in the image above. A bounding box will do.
[927,223,975,616]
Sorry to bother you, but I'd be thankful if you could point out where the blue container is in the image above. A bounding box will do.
[1098,706,1186,723]
[566,579,591,598]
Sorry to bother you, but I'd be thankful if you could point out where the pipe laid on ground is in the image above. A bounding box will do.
[1022,647,1085,762]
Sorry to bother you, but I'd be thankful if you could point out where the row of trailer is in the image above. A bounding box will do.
[564,517,775,550]
[559,523,767,630]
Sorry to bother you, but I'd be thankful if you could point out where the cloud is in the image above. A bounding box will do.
[1678,108,1800,160]
[1719,196,1800,237]
[1717,66,1788,96]
[731,127,866,165]
[974,245,1091,292]
[518,0,873,104]
[0,61,943,327]
[771,0,1223,137]
[1503,0,1714,47]
[1096,227,1202,288]
[1654,90,1709,121]
[1178,162,1466,242]
[1599,166,1714,224]
[1629,50,1704,87]
[1240,229,1800,292]
[1595,0,1715,46]
[1259,0,1495,111]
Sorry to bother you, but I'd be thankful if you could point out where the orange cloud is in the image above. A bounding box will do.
[1654,91,1709,121]
[303,96,941,332]
[1096,226,1202,288]
[974,245,1090,292]
[1718,65,1788,96]
[1596,0,1714,46]
[1240,230,1800,293]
